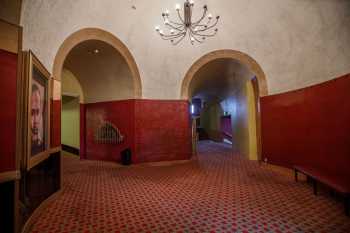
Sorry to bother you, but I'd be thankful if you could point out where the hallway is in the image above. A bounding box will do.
[30,141,349,233]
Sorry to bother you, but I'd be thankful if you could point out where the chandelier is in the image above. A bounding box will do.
[155,0,220,45]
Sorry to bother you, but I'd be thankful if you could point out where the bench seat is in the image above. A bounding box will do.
[294,165,350,216]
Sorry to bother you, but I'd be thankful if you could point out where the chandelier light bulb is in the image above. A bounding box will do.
[208,13,213,19]
[190,37,195,42]
[170,29,175,34]
[165,9,169,15]
[159,30,164,35]
[189,0,194,5]
[155,26,160,31]
[175,4,181,10]
[164,19,169,25]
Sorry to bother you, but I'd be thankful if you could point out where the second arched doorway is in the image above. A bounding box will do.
[181,50,268,161]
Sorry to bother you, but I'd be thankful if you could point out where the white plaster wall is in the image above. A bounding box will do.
[21,0,350,99]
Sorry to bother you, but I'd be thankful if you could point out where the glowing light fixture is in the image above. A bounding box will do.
[191,104,195,114]
[155,0,220,45]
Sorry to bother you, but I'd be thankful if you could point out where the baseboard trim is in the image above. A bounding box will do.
[61,144,79,155]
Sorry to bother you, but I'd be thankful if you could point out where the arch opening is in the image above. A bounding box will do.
[55,29,141,166]
[52,28,142,98]
[183,50,268,161]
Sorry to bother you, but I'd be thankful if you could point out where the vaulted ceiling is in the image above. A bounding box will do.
[189,58,254,102]
[63,39,134,103]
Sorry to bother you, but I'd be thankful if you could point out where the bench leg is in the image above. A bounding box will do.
[294,169,298,182]
[306,176,312,184]
[313,179,317,196]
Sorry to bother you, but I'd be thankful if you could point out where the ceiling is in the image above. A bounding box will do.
[63,39,134,103]
[189,58,254,102]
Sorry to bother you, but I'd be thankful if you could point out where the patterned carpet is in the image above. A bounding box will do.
[30,141,350,233]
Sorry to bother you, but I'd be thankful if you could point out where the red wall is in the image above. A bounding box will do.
[84,100,135,162]
[220,116,232,140]
[80,104,86,159]
[50,100,61,148]
[261,74,350,177]
[134,100,192,163]
[0,50,17,172]
[80,99,192,163]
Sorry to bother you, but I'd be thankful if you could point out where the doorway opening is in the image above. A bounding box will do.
[182,50,267,161]
[60,39,136,161]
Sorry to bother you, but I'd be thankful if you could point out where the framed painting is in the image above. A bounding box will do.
[25,51,51,170]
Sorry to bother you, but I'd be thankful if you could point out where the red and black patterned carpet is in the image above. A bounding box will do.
[30,141,350,233]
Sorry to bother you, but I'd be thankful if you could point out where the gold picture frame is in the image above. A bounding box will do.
[24,51,51,170]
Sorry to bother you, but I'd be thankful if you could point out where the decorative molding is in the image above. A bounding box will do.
[180,49,268,99]
[0,170,20,183]
[0,19,21,54]
[52,28,142,98]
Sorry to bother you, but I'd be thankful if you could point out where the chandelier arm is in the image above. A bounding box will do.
[193,8,208,25]
[165,22,185,31]
[192,17,211,28]
[161,34,185,40]
[168,19,184,26]
[192,30,218,37]
[171,33,187,45]
[189,29,204,43]
[177,9,185,24]
[160,32,186,40]
[195,18,219,32]
[191,23,209,29]
[163,15,184,27]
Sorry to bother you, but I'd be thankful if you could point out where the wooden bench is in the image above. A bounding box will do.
[294,165,350,216]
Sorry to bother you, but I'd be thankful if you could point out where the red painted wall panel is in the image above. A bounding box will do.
[50,100,61,148]
[0,50,17,172]
[221,116,232,139]
[84,100,135,162]
[261,74,350,177]
[80,104,86,159]
[134,100,192,163]
[80,99,192,163]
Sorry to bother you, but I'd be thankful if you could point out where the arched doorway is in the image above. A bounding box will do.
[52,28,142,97]
[181,50,268,161]
[52,28,142,176]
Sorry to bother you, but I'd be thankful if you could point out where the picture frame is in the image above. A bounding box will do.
[24,51,51,170]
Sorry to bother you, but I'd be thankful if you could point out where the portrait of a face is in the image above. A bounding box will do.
[31,67,47,156]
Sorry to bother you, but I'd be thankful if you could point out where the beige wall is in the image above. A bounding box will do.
[61,69,81,149]
[220,80,257,160]
[61,69,84,103]
[200,101,223,142]
[246,81,258,161]
[231,87,249,158]
[61,96,80,149]
[21,0,350,99]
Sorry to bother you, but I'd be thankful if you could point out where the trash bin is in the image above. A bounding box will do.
[121,148,132,165]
